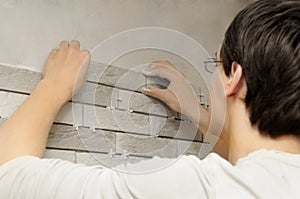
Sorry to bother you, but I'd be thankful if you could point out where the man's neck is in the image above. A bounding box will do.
[227,102,300,164]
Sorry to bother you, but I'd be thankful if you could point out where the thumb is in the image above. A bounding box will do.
[142,86,170,103]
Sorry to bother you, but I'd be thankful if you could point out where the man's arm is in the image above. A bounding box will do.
[0,40,90,166]
[142,61,229,159]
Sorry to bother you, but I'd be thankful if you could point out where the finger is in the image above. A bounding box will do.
[79,50,91,71]
[80,50,91,58]
[142,86,170,103]
[79,50,91,64]
[59,40,69,51]
[49,49,58,58]
[43,49,58,77]
[69,40,80,49]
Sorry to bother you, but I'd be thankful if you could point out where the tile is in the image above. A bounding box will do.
[56,103,83,125]
[177,140,206,157]
[86,61,108,83]
[0,64,202,118]
[117,89,175,117]
[108,109,150,133]
[83,105,150,135]
[87,62,166,92]
[77,128,116,153]
[47,124,86,150]
[152,117,203,141]
[83,104,100,128]
[87,62,145,92]
[99,65,128,86]
[76,83,175,117]
[0,91,83,126]
[0,65,41,93]
[0,91,27,118]
[47,125,116,153]
[83,104,197,140]
[105,65,145,91]
[73,82,113,107]
[116,133,178,158]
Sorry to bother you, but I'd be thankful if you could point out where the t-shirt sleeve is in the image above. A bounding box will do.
[0,155,216,199]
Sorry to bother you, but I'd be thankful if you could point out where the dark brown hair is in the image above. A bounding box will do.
[220,0,300,138]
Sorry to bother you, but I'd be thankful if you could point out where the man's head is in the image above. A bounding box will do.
[219,0,300,138]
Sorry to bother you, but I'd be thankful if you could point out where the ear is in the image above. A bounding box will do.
[225,62,243,97]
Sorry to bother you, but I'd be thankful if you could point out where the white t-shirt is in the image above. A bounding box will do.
[0,149,299,199]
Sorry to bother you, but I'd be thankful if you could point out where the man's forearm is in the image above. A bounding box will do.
[0,40,89,166]
[187,104,229,159]
[0,80,65,165]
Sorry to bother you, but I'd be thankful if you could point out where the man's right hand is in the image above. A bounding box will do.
[142,61,203,121]
[142,61,229,159]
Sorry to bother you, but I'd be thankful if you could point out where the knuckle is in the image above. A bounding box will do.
[154,60,172,66]
[60,40,68,45]
[151,61,163,68]
[152,60,173,70]
[150,64,158,70]
[150,63,163,72]
[71,40,79,43]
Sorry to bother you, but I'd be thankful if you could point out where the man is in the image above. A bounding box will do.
[0,0,299,198]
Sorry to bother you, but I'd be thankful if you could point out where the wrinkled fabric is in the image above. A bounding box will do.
[0,149,299,199]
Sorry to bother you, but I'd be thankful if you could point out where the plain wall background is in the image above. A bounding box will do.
[0,0,250,72]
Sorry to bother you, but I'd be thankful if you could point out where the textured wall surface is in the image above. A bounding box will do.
[0,63,210,166]
[0,0,251,166]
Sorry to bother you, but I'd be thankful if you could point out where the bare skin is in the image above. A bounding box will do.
[142,61,229,159]
[0,42,299,166]
[142,57,300,164]
[0,40,90,166]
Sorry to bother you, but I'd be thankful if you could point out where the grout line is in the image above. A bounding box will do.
[131,109,168,118]
[2,117,202,143]
[53,121,73,127]
[46,146,153,159]
[0,87,180,120]
[86,80,143,94]
[2,117,206,144]
[53,123,206,143]
[70,100,106,109]
[0,89,204,142]
[0,88,30,96]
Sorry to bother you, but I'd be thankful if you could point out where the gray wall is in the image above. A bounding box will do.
[0,0,250,71]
